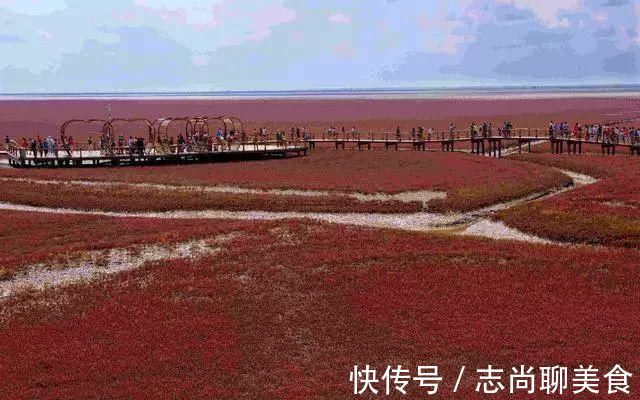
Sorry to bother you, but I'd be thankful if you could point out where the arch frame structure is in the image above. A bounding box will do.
[152,117,189,143]
[59,115,245,156]
[61,118,155,142]
[151,115,244,143]
[110,118,154,143]
[60,119,114,142]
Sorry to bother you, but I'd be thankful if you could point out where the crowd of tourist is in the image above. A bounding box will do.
[252,126,309,148]
[6,135,72,158]
[324,121,516,141]
[548,121,640,144]
[4,119,640,158]
[93,134,147,155]
[319,121,639,144]
[4,127,297,158]
[91,127,246,155]
[326,126,359,139]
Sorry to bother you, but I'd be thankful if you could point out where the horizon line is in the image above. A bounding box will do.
[2,83,640,97]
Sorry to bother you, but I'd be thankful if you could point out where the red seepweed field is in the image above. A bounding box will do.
[0,151,570,212]
[498,153,640,247]
[1,219,639,399]
[2,97,640,399]
[0,210,285,279]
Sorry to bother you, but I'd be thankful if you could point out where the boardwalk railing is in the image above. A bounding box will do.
[6,138,309,168]
[312,128,551,141]
[310,128,640,144]
[6,127,640,167]
[304,127,640,156]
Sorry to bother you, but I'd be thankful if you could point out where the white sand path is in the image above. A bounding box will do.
[0,167,600,299]
[0,234,238,299]
[0,168,598,244]
[0,177,446,207]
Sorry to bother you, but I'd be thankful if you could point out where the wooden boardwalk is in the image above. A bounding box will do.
[307,130,640,157]
[4,142,308,168]
[5,127,640,169]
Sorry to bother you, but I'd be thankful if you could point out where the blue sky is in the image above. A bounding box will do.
[0,0,638,92]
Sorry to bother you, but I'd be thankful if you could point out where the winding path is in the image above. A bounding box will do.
[0,168,599,299]
[0,168,597,244]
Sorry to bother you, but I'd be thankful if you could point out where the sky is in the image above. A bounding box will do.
[0,0,638,92]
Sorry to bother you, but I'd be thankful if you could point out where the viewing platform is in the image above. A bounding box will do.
[306,128,640,157]
[4,119,640,169]
[3,115,309,168]
[4,142,308,168]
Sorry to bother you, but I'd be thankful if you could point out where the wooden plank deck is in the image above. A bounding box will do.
[5,131,640,168]
[306,135,640,157]
[6,144,309,168]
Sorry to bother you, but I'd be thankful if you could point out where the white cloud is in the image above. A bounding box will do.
[635,4,640,44]
[134,0,221,27]
[243,3,296,41]
[36,30,52,40]
[593,11,608,23]
[426,34,474,55]
[333,42,356,58]
[191,53,210,66]
[0,0,67,15]
[496,0,581,28]
[328,13,351,24]
[133,0,296,43]
[417,12,472,55]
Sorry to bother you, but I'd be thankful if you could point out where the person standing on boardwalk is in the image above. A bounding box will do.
[252,129,259,150]
[177,133,185,153]
[62,136,71,157]
[30,138,37,158]
[42,136,49,156]
[37,135,43,158]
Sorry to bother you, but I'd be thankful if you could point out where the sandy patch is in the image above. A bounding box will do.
[601,200,637,209]
[0,177,445,207]
[0,235,237,298]
[0,168,599,246]
[556,169,598,186]
[460,219,551,244]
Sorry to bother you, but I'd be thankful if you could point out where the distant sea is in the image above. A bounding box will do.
[1,85,640,100]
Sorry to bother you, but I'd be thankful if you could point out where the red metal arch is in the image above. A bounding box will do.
[206,115,243,135]
[186,117,210,138]
[152,117,191,142]
[60,119,113,143]
[151,116,244,142]
[59,116,245,144]
[220,115,243,133]
[110,118,154,143]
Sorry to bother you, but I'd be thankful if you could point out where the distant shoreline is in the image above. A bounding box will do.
[1,85,639,100]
